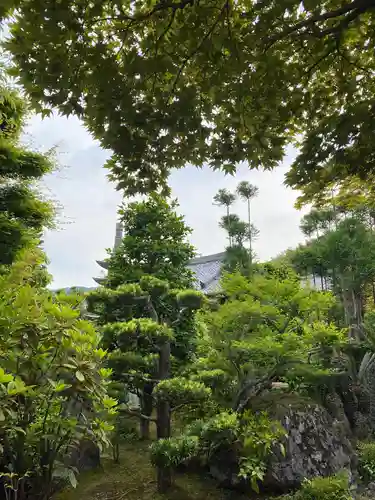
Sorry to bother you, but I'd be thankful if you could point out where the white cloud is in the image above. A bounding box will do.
[24,114,306,289]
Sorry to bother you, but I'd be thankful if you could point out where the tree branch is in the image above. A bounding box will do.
[122,372,160,383]
[168,1,227,99]
[171,400,201,412]
[92,0,195,24]
[234,372,276,413]
[264,0,373,46]
[118,407,157,422]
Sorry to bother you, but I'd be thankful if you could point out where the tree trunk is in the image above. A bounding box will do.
[140,383,154,440]
[247,198,252,273]
[140,417,149,440]
[156,341,171,492]
[227,205,231,247]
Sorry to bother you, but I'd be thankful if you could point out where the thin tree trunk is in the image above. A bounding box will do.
[227,205,231,247]
[140,384,153,440]
[247,198,252,273]
[156,341,171,492]
[341,277,351,330]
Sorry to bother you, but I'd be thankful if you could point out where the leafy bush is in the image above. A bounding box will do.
[239,411,286,491]
[154,378,211,406]
[0,250,116,499]
[358,442,375,482]
[150,435,199,468]
[292,472,351,500]
[150,410,285,492]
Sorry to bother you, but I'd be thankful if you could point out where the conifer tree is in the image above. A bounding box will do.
[0,77,53,267]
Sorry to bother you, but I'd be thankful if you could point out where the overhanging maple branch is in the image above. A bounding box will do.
[264,0,374,46]
[168,1,228,99]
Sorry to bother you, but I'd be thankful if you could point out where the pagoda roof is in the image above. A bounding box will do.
[96,259,109,270]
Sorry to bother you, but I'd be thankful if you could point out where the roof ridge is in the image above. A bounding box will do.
[188,252,226,265]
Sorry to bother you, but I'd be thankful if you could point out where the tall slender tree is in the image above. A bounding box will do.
[236,181,259,267]
[91,195,198,440]
[213,189,236,246]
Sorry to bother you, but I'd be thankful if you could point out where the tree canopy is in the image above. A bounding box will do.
[106,194,195,289]
[0,78,54,266]
[4,0,375,195]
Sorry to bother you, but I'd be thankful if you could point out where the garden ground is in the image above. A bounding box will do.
[56,441,249,500]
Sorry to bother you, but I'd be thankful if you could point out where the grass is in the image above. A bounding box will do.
[56,441,248,500]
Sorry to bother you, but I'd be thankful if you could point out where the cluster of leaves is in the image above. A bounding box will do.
[357,442,375,483]
[291,205,375,332]
[0,77,54,267]
[193,271,344,411]
[5,0,375,197]
[288,472,352,500]
[154,378,211,406]
[0,249,116,499]
[106,195,195,289]
[151,409,285,492]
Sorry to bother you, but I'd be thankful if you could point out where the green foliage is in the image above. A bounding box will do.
[0,249,115,499]
[150,435,199,468]
[176,290,205,310]
[7,1,375,194]
[290,209,375,332]
[102,318,174,346]
[358,442,375,482]
[151,410,285,492]
[0,78,54,266]
[239,411,286,492]
[214,183,259,276]
[291,472,351,500]
[154,378,211,406]
[196,271,343,411]
[213,190,236,210]
[106,195,194,289]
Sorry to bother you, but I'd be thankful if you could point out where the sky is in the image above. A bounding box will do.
[24,113,307,289]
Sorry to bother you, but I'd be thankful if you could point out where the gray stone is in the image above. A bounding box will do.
[208,404,355,493]
[70,439,101,471]
[265,405,354,491]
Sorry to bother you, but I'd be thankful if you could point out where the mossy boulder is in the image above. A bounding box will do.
[208,393,355,493]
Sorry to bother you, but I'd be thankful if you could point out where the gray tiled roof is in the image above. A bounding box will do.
[187,252,225,294]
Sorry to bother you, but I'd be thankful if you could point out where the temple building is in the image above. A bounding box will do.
[94,224,328,294]
[93,222,225,293]
[94,222,124,285]
[187,252,225,294]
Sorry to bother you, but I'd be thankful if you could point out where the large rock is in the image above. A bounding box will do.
[264,405,354,492]
[208,402,355,493]
[70,439,101,471]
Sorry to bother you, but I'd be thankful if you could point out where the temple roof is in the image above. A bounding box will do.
[93,276,106,285]
[187,252,225,294]
[96,259,109,270]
